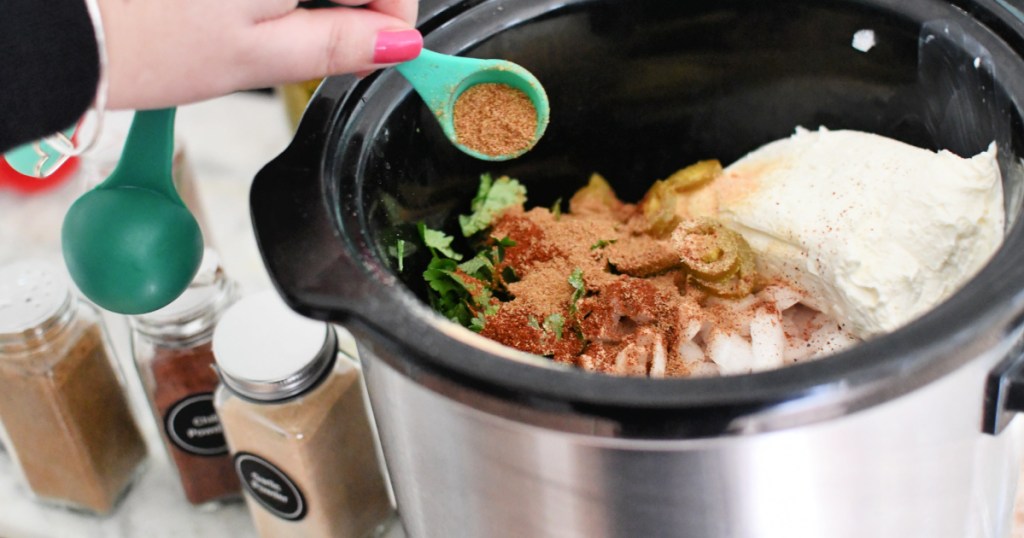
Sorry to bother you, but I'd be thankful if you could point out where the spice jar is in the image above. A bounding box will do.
[212,290,392,538]
[0,260,147,515]
[129,249,241,506]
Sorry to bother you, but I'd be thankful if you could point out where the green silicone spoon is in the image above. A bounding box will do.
[396,49,550,161]
[61,107,203,315]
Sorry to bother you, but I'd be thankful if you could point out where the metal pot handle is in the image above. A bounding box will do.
[983,329,1024,435]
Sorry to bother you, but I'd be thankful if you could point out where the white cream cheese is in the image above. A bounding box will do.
[712,127,1004,338]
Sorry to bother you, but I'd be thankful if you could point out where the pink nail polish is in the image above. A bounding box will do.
[374,29,423,64]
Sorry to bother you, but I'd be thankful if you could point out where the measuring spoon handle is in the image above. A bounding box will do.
[396,49,502,112]
[102,107,180,202]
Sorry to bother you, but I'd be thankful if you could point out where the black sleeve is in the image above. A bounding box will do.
[0,0,100,153]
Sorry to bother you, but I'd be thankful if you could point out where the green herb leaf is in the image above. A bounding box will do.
[423,255,500,332]
[528,316,541,330]
[458,174,526,237]
[456,252,491,276]
[568,268,585,315]
[418,222,463,261]
[494,236,516,263]
[424,258,469,325]
[551,197,563,220]
[590,239,616,250]
[470,313,488,333]
[387,238,409,272]
[543,313,565,340]
[501,266,518,285]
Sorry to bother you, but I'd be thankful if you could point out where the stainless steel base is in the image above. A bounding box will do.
[362,342,1024,538]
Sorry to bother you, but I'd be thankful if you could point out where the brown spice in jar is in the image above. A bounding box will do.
[453,83,538,156]
[0,324,147,514]
[151,341,240,505]
[217,358,392,538]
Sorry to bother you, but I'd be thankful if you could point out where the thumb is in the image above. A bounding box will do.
[246,8,422,85]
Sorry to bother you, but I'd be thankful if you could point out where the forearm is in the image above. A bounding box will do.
[0,0,100,153]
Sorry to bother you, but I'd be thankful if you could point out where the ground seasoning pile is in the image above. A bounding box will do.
[453,82,538,156]
[417,166,857,377]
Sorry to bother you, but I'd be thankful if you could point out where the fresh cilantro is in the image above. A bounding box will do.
[568,268,585,314]
[387,238,408,272]
[494,236,516,262]
[590,239,616,250]
[419,223,500,331]
[458,253,493,277]
[501,266,518,285]
[528,316,541,330]
[551,197,563,220]
[418,222,462,261]
[423,257,471,325]
[470,312,488,333]
[458,174,526,237]
[417,174,525,333]
[543,313,565,340]
[396,239,405,272]
[423,256,498,331]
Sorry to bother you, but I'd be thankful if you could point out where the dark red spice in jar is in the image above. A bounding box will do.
[130,249,241,506]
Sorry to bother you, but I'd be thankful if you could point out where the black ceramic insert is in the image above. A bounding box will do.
[252,0,1024,437]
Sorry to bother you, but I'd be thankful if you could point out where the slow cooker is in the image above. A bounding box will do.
[250,0,1024,536]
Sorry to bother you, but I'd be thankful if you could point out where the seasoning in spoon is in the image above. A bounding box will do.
[453,83,538,156]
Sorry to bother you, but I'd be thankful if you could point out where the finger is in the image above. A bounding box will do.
[366,0,418,26]
[296,0,416,26]
[242,9,422,85]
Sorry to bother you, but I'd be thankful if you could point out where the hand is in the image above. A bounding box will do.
[97,0,421,110]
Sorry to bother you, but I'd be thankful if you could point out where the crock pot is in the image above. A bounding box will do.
[251,1,1024,536]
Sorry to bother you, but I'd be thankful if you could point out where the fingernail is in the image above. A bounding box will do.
[374,29,422,64]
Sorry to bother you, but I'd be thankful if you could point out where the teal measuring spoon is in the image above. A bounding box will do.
[61,107,203,314]
[396,49,550,161]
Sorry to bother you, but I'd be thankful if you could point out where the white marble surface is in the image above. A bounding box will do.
[0,92,384,537]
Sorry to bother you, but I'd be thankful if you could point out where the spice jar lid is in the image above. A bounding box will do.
[131,248,236,341]
[0,260,72,335]
[212,290,336,402]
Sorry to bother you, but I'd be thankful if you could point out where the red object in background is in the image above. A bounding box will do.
[0,126,81,195]
[0,155,79,194]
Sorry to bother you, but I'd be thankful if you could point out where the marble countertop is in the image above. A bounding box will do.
[0,92,394,538]
[1,92,1023,537]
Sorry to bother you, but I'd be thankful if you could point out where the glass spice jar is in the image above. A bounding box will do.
[0,260,147,515]
[129,249,242,507]
[212,290,393,538]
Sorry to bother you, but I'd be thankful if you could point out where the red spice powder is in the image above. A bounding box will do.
[453,83,538,156]
[151,342,240,505]
[476,189,769,376]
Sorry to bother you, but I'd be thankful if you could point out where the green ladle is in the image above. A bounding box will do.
[62,107,203,315]
[396,49,550,161]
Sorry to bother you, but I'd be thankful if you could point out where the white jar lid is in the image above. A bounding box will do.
[0,260,71,335]
[212,290,335,401]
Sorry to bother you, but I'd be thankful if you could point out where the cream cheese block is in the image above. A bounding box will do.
[712,127,1004,338]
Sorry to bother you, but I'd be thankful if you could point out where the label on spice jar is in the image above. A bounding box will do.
[164,393,229,456]
[234,452,307,521]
